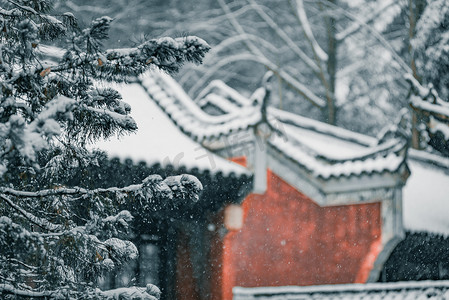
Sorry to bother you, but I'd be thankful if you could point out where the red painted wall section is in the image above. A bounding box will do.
[230,156,247,168]
[220,169,382,300]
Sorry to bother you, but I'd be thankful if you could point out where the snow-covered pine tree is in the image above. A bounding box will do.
[0,0,209,298]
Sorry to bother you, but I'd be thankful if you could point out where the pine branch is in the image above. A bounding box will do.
[0,1,207,295]
[0,7,21,17]
[5,0,67,39]
[0,174,202,202]
[0,194,63,231]
[0,184,140,198]
[3,257,38,270]
[0,284,55,298]
[36,36,210,77]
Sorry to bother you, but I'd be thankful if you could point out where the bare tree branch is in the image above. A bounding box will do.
[293,0,328,62]
[320,0,411,73]
[336,0,402,41]
[217,0,326,107]
[179,33,278,86]
[246,0,321,74]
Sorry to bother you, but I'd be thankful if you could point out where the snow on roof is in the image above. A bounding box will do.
[194,81,406,181]
[269,131,405,180]
[196,80,252,111]
[200,93,240,114]
[233,280,449,300]
[282,123,378,161]
[118,75,448,235]
[270,108,449,235]
[92,81,249,177]
[269,107,376,147]
[140,72,261,142]
[267,107,408,181]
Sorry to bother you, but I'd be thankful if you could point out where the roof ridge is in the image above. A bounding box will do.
[195,79,252,108]
[139,71,262,142]
[269,107,376,147]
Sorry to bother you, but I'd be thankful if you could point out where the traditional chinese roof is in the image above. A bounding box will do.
[233,281,449,300]
[111,73,449,235]
[268,108,408,181]
[139,72,262,143]
[263,108,410,207]
[195,79,449,235]
[196,80,253,114]
[143,73,409,206]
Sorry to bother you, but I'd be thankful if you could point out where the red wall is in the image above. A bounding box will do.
[217,169,382,300]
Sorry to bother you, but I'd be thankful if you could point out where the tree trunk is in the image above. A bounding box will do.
[409,0,421,149]
[326,0,337,125]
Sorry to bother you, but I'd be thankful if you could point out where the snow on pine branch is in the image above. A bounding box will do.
[0,283,54,298]
[1,0,70,40]
[0,194,64,232]
[0,282,162,300]
[39,35,210,79]
[0,174,203,235]
[102,36,210,75]
[97,284,161,300]
[0,174,203,212]
[69,105,138,142]
[0,174,203,297]
[0,95,75,173]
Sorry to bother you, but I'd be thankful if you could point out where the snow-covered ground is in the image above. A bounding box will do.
[404,154,449,235]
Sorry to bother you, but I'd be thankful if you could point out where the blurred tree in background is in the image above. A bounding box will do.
[55,0,445,139]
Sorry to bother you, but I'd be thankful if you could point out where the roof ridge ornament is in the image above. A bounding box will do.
[377,108,411,146]
[250,71,275,194]
[375,108,411,161]
[251,71,284,194]
[252,71,286,139]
